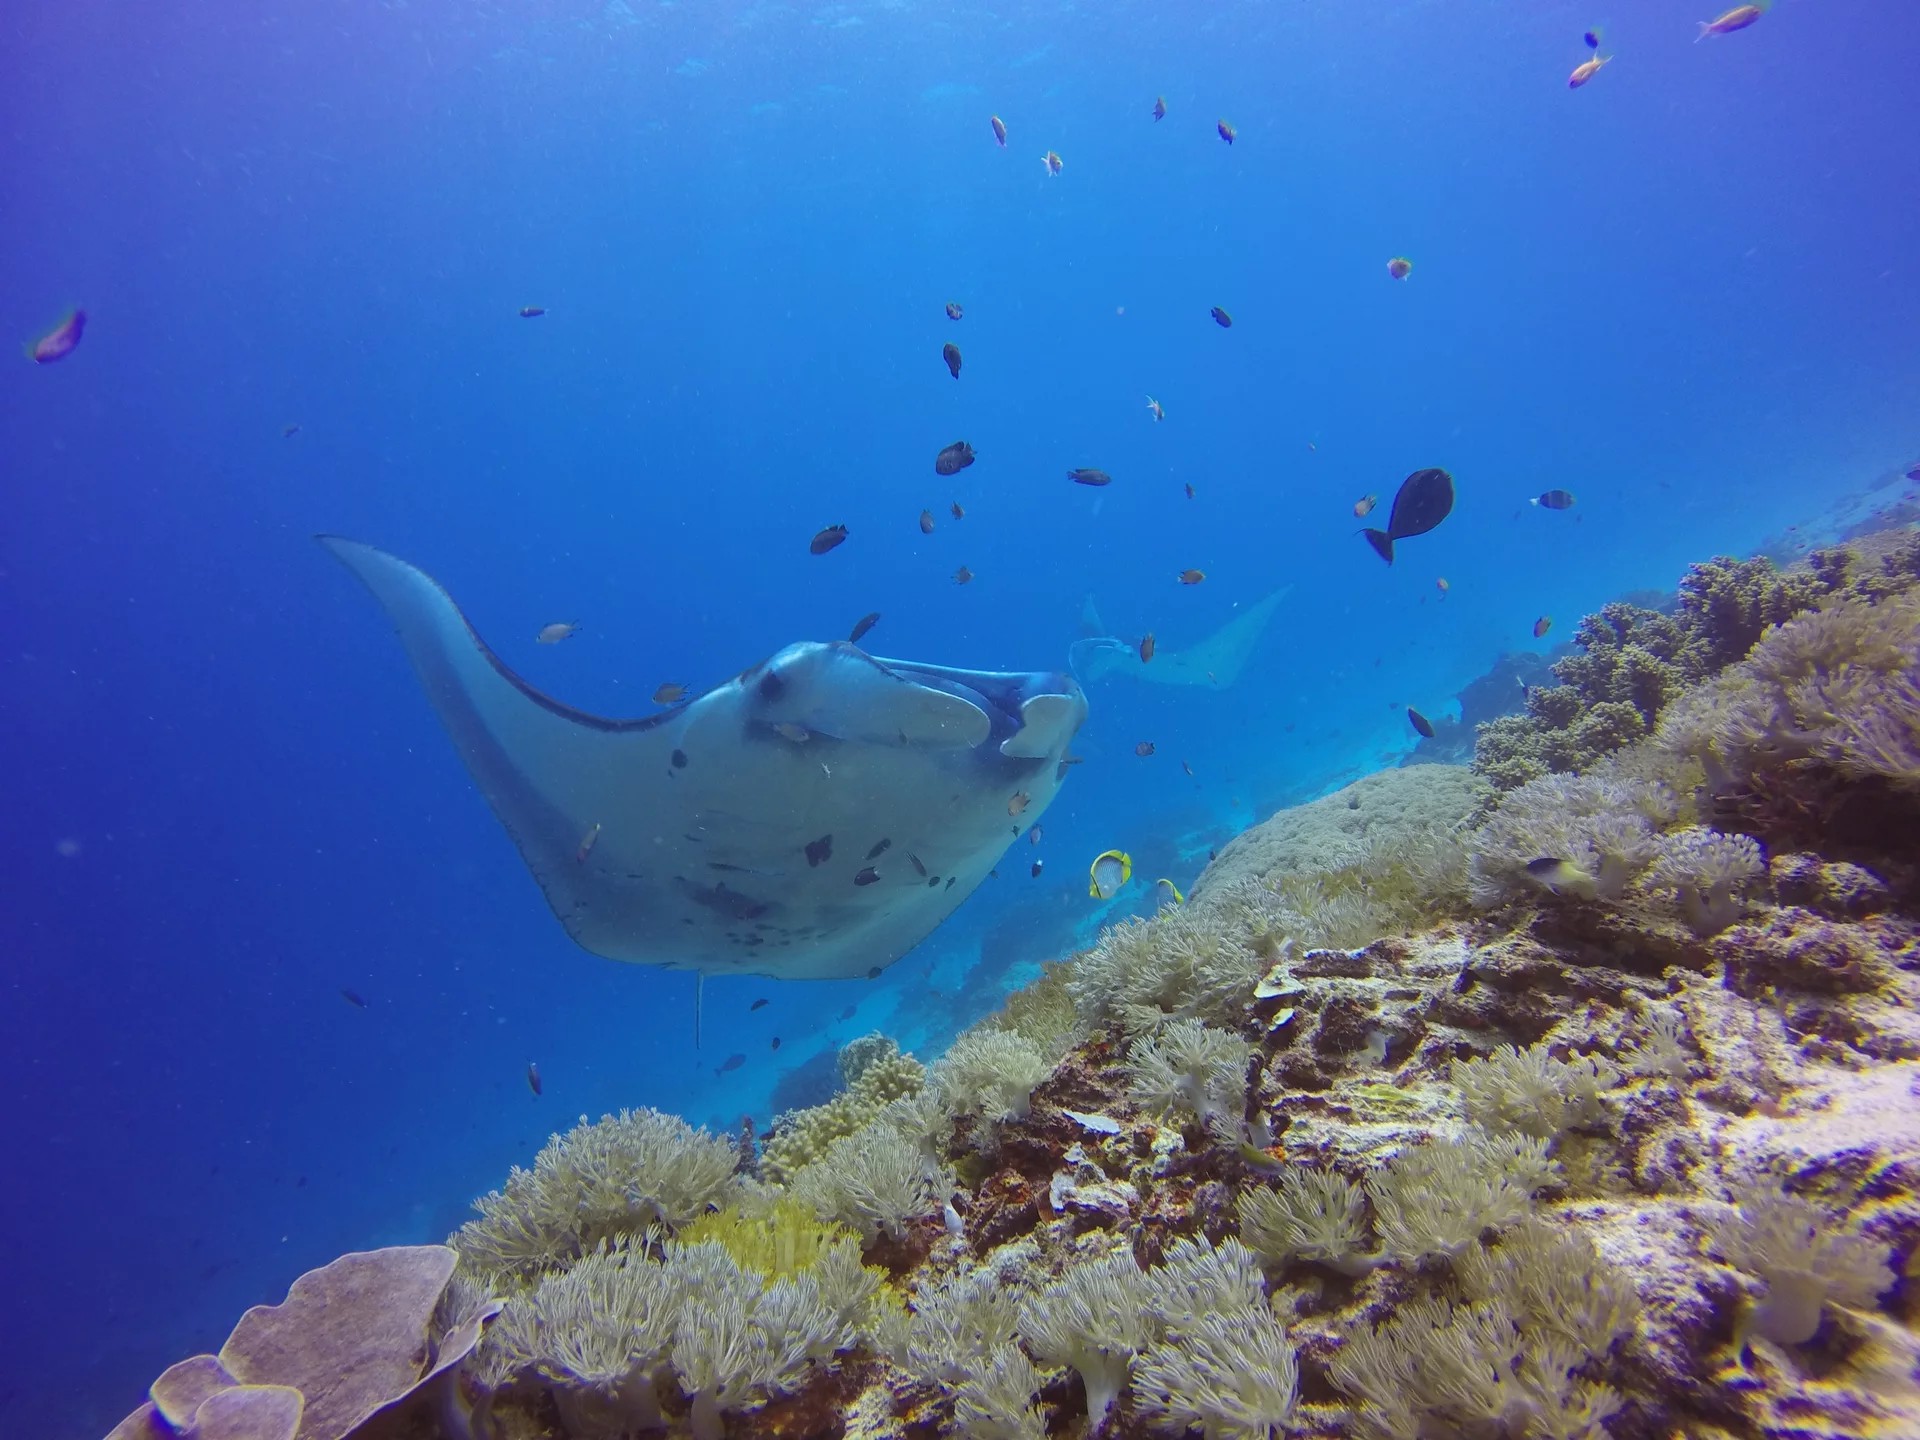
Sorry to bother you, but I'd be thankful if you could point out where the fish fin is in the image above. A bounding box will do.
[1695,21,1710,40]
[1361,529,1394,564]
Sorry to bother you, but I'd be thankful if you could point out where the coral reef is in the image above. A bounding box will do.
[104,530,1920,1440]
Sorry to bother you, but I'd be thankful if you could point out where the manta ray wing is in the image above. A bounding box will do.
[320,537,1088,979]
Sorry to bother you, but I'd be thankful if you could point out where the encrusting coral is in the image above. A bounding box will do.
[102,527,1920,1440]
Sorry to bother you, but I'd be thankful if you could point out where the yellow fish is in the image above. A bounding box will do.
[1089,849,1132,899]
[1153,878,1184,909]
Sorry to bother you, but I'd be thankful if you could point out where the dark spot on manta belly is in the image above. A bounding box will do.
[866,837,891,860]
[672,749,689,768]
[677,877,771,920]
[758,668,787,702]
[806,835,833,867]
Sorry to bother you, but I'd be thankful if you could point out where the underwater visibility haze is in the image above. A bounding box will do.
[4,2,1920,1437]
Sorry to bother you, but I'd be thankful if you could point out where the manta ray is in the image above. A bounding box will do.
[321,537,1088,981]
[1073,586,1290,689]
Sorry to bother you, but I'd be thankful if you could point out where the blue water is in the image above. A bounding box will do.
[3,1,1915,1432]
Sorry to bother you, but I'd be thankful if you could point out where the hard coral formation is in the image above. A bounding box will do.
[761,1035,926,1183]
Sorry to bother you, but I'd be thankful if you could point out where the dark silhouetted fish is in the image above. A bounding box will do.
[1067,468,1112,487]
[29,309,86,364]
[920,509,936,534]
[946,301,964,320]
[340,988,368,1008]
[935,441,975,475]
[810,524,849,555]
[715,1053,746,1074]
[1531,489,1576,510]
[990,115,1007,146]
[1407,707,1436,739]
[848,612,880,644]
[1152,95,1167,120]
[750,998,769,1011]
[518,306,546,318]
[1210,307,1233,328]
[943,343,962,379]
[1361,467,1455,564]
[853,867,881,886]
[526,1062,543,1096]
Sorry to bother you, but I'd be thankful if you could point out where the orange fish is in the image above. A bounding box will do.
[991,115,1008,146]
[1533,616,1553,639]
[1139,633,1156,663]
[1178,569,1205,585]
[954,565,974,585]
[1569,53,1610,87]
[1386,257,1412,280]
[919,509,936,534]
[1354,494,1378,519]
[1008,791,1031,816]
[1698,4,1767,40]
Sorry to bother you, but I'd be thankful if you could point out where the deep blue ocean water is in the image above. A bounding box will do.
[3,1,1916,1433]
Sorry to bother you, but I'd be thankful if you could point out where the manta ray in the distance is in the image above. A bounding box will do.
[321,538,1088,981]
[1073,586,1290,689]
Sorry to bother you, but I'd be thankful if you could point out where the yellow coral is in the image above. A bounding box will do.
[678,1200,858,1281]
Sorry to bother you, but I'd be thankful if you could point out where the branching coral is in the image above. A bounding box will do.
[933,1026,1057,1124]
[1454,1043,1620,1141]
[1123,1018,1254,1144]
[762,1040,926,1183]
[1238,1167,1373,1276]
[454,1109,744,1280]
[1639,826,1765,935]
[1706,1179,1895,1345]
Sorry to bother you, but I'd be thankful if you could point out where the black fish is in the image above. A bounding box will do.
[526,1062,543,1096]
[854,867,881,886]
[1361,467,1455,564]
[1406,707,1436,739]
[1067,468,1112,487]
[935,440,976,476]
[839,1005,857,1019]
[1152,95,1167,121]
[518,306,546,318]
[866,965,882,979]
[340,988,368,1008]
[810,524,849,555]
[1531,489,1576,511]
[849,611,880,644]
[943,343,962,379]
[771,1037,782,1050]
[908,851,927,876]
[1210,306,1233,328]
[806,835,833,867]
[716,1053,746,1074]
[866,838,892,860]
[946,301,964,320]
[750,998,769,1011]
[1032,860,1044,877]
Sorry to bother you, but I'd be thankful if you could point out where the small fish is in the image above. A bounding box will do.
[1184,482,1196,500]
[1569,53,1610,88]
[750,998,769,1011]
[653,682,687,705]
[27,309,86,363]
[1526,856,1598,899]
[339,988,368,1008]
[1152,95,1167,121]
[908,851,928,876]
[1146,396,1165,422]
[853,867,881,886]
[849,611,880,644]
[576,822,602,863]
[1068,467,1113,487]
[774,721,812,743]
[1354,494,1379,518]
[281,424,301,439]
[1178,569,1206,585]
[1531,489,1577,510]
[953,565,974,585]
[1436,577,1450,595]
[943,342,962,379]
[1031,860,1044,878]
[1584,28,1603,49]
[1181,759,1195,778]
[1386,257,1413,280]
[951,501,966,520]
[810,524,849,555]
[1042,149,1063,177]
[518,305,546,318]
[716,1053,746,1074]
[935,440,976,475]
[1135,741,1155,757]
[771,1037,782,1051]
[919,509,936,534]
[1028,825,1042,845]
[1534,616,1553,639]
[838,1004,857,1020]
[1407,707,1436,740]
[866,838,892,860]
[1153,878,1184,909]
[536,622,579,644]
[1236,1140,1289,1176]
[991,114,1008,146]
[945,301,964,320]
[526,1062,543,1096]
[1698,4,1767,40]
[1089,849,1132,900]
[1008,791,1031,817]
[1217,119,1236,144]
[1210,306,1233,328]
[1139,633,1156,663]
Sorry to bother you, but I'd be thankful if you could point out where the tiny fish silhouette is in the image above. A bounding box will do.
[849,611,880,644]
[853,867,881,886]
[935,440,975,475]
[536,622,578,644]
[810,524,849,555]
[1534,616,1553,638]
[340,988,368,1009]
[1407,707,1436,739]
[750,998,769,1011]
[919,509,936,534]
[953,565,974,585]
[991,115,1008,146]
[28,309,86,363]
[1136,741,1156,757]
[1210,307,1233,328]
[715,1053,746,1074]
[653,683,686,704]
[1068,468,1112,487]
[946,301,964,320]
[518,305,546,318]
[1217,120,1236,144]
[526,1062,543,1096]
[1152,96,1167,121]
[1387,257,1412,280]
[1139,633,1156,663]
[943,343,962,379]
[1178,569,1206,585]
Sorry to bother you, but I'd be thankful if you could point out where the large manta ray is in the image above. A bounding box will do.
[321,538,1088,980]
